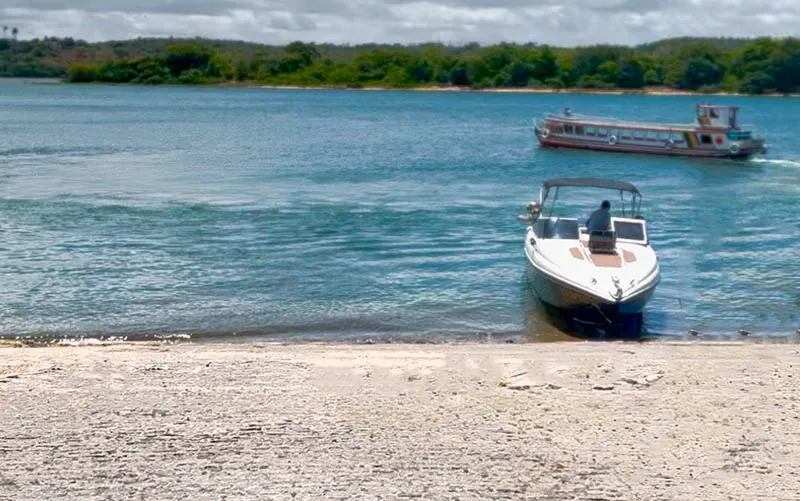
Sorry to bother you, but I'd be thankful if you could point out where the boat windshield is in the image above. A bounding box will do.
[613,219,646,242]
[535,218,580,240]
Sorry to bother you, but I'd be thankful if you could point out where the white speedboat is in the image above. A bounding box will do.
[518,177,660,320]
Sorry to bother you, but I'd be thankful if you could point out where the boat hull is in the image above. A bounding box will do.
[535,131,765,159]
[525,256,656,317]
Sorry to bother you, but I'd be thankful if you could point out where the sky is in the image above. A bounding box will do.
[1,0,798,47]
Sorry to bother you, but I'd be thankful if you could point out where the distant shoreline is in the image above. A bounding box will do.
[4,78,799,97]
[254,84,800,98]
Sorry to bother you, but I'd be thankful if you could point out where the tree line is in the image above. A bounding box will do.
[1,36,799,94]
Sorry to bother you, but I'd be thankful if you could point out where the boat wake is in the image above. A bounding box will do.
[749,157,800,168]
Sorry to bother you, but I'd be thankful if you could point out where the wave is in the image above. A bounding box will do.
[0,320,522,344]
[749,157,800,168]
[0,146,117,158]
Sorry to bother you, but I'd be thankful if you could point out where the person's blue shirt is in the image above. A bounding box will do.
[586,203,611,232]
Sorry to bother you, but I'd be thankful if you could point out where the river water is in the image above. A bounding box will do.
[1,82,798,341]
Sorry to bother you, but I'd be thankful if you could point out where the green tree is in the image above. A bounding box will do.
[643,68,661,85]
[448,64,470,86]
[179,68,205,84]
[597,61,619,84]
[492,70,510,87]
[284,41,320,66]
[664,44,725,89]
[419,45,452,83]
[720,74,740,92]
[531,48,558,81]
[66,64,98,82]
[771,39,800,93]
[407,57,433,83]
[508,61,535,86]
[131,57,171,84]
[617,59,644,88]
[165,45,212,77]
[739,71,772,94]
[234,58,250,81]
[325,62,359,86]
[354,49,412,82]
[569,45,629,83]
[681,57,724,89]
[97,61,137,83]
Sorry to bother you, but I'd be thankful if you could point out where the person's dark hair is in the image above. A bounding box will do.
[601,200,611,209]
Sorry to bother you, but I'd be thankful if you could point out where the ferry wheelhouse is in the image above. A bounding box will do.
[534,104,766,159]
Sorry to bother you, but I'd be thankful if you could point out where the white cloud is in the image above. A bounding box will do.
[0,0,797,46]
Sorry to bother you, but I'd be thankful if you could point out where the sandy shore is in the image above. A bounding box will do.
[2,341,799,500]
[254,83,799,97]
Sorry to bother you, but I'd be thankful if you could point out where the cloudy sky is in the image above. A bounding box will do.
[1,0,798,46]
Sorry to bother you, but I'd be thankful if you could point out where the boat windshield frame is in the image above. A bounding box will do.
[538,177,644,223]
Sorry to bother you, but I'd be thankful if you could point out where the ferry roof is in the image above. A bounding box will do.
[697,104,739,110]
[544,115,700,132]
[543,177,641,195]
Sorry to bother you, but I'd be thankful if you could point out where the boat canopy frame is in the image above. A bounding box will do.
[543,177,640,195]
[538,177,644,221]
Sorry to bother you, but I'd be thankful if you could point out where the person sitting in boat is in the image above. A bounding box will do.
[586,200,612,232]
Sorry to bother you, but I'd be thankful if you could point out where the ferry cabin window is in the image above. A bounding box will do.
[575,125,585,135]
[701,134,713,145]
[564,124,574,134]
[586,127,596,136]
[597,128,608,137]
[613,221,645,242]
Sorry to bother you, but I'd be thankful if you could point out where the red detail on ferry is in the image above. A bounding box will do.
[715,136,724,144]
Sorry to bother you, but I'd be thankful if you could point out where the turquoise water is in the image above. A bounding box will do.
[1,82,798,341]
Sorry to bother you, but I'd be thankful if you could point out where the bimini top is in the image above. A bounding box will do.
[542,177,640,195]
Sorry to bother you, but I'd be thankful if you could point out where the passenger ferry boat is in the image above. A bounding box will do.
[534,104,766,159]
